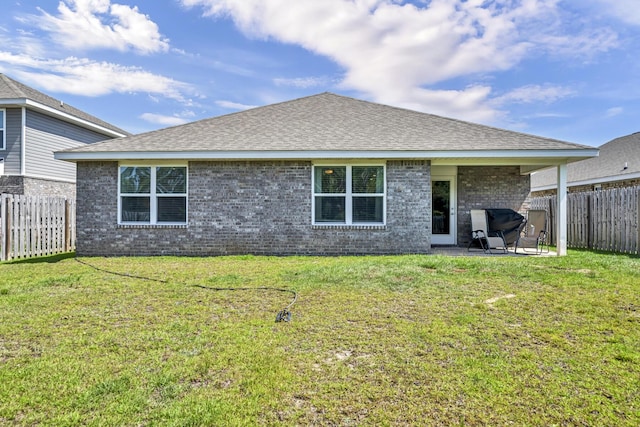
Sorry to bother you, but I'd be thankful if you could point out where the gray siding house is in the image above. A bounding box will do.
[56,93,597,256]
[531,131,640,196]
[0,74,129,198]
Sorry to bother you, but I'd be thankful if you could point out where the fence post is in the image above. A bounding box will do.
[587,193,592,250]
[3,195,12,261]
[1,195,6,261]
[65,199,71,252]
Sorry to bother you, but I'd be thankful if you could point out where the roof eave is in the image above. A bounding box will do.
[532,171,640,192]
[55,148,599,163]
[0,99,128,138]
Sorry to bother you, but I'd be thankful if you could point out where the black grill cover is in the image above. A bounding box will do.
[485,209,525,245]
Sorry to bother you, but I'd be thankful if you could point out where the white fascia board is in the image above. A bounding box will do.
[0,98,27,105]
[0,99,127,138]
[530,184,558,192]
[55,148,599,162]
[532,171,640,191]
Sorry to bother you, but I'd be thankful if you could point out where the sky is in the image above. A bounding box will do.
[1,0,639,147]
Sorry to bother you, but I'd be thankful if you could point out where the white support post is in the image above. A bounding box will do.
[556,163,568,256]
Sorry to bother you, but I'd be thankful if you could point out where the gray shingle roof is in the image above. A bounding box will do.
[0,73,129,136]
[531,131,640,189]
[59,93,593,157]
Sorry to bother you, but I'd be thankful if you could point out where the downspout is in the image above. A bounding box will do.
[556,163,568,256]
[21,107,26,176]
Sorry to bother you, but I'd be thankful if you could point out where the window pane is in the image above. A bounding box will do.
[314,166,346,193]
[121,196,150,222]
[432,180,450,234]
[157,167,186,194]
[315,196,345,222]
[157,196,187,222]
[120,167,151,193]
[352,166,384,194]
[353,196,384,222]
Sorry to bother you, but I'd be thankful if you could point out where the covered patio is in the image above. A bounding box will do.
[431,246,558,257]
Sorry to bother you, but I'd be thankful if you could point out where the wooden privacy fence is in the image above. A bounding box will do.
[1,194,76,261]
[530,186,640,254]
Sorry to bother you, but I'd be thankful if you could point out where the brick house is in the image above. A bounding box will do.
[0,74,128,199]
[56,93,597,256]
[531,131,640,196]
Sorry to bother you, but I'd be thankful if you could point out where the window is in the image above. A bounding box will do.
[119,165,187,225]
[0,109,5,150]
[313,164,385,225]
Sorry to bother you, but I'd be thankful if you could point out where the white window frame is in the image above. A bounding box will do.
[312,162,386,226]
[118,163,188,226]
[0,109,5,150]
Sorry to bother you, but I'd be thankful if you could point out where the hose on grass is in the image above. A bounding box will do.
[74,258,297,322]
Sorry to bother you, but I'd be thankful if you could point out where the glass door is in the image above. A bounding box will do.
[431,176,456,245]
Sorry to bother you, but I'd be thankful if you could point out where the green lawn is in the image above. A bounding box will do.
[1,251,639,426]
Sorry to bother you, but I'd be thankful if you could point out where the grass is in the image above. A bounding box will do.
[0,251,639,426]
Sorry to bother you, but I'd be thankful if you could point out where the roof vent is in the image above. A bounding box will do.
[60,100,64,107]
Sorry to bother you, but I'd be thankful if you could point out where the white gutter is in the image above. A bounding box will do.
[531,171,640,192]
[55,148,599,162]
[0,98,127,138]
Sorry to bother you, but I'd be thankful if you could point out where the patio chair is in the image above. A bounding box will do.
[514,209,548,254]
[468,209,508,254]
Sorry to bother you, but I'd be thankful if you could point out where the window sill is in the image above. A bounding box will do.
[312,224,387,231]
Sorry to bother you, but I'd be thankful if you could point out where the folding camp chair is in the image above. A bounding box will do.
[514,209,548,254]
[468,209,507,254]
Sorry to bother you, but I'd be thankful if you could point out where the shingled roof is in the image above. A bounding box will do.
[56,92,596,162]
[531,131,640,190]
[0,73,129,137]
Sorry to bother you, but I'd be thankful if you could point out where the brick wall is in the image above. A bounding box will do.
[75,160,432,256]
[0,176,24,194]
[457,166,530,246]
[23,177,75,198]
[0,175,75,198]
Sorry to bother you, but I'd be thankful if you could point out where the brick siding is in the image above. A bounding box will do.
[0,175,75,198]
[76,160,432,256]
[457,166,530,246]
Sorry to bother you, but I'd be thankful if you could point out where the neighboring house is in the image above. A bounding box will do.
[0,74,129,198]
[531,131,640,196]
[55,93,597,256]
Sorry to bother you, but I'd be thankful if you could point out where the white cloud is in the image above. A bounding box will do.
[374,85,499,123]
[140,113,191,126]
[273,76,332,89]
[215,100,257,110]
[29,0,169,54]
[0,52,192,101]
[534,29,618,59]
[528,112,572,119]
[179,0,613,123]
[590,0,640,26]
[492,84,575,106]
[605,107,623,118]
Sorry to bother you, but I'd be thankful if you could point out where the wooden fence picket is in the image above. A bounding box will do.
[530,186,640,254]
[0,194,76,261]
